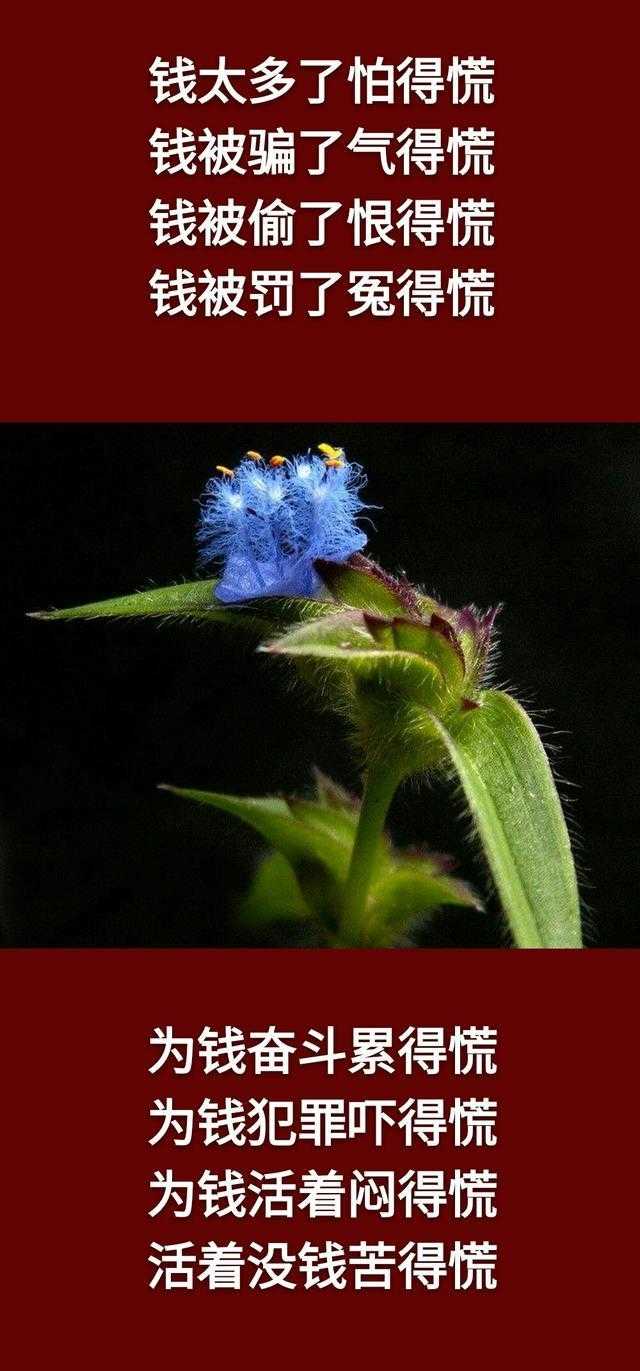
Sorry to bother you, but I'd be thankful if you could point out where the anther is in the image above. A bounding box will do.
[246,450,263,462]
[215,465,235,478]
[323,456,345,468]
[317,443,344,460]
[269,455,287,467]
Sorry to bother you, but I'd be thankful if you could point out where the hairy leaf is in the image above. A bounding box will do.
[427,691,582,948]
[263,611,446,700]
[28,564,416,633]
[161,781,480,945]
[368,858,480,943]
[315,558,418,615]
[238,851,311,926]
[159,786,356,882]
[28,580,271,629]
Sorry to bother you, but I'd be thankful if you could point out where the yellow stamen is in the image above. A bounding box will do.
[246,450,262,461]
[317,442,344,460]
[216,465,234,478]
[269,454,287,467]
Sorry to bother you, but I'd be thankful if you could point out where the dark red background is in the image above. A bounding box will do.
[3,4,639,1361]
[2,950,636,1363]
[3,1,639,421]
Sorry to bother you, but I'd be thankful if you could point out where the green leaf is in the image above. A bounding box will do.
[161,783,356,933]
[238,851,311,926]
[159,786,355,883]
[315,559,417,615]
[29,579,262,628]
[368,857,480,943]
[27,579,330,635]
[426,690,582,948]
[264,610,445,698]
[287,797,359,848]
[28,562,445,649]
[161,780,480,946]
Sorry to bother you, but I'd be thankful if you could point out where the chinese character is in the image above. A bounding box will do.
[350,1027,394,1074]
[199,1241,245,1289]
[396,268,445,317]
[396,57,444,105]
[198,201,247,248]
[449,1240,498,1290]
[250,270,294,317]
[250,56,295,104]
[198,57,246,105]
[348,270,394,316]
[299,1169,345,1217]
[149,56,197,105]
[198,269,247,317]
[398,1097,447,1145]
[449,1025,498,1074]
[349,1241,395,1290]
[248,1169,296,1218]
[149,1241,196,1290]
[448,197,495,247]
[348,128,396,175]
[350,1170,395,1218]
[398,1169,447,1218]
[348,199,395,247]
[149,268,198,316]
[349,56,395,104]
[396,199,444,248]
[199,1168,246,1218]
[398,1241,447,1290]
[298,1241,347,1289]
[199,127,246,175]
[249,199,295,247]
[150,127,197,175]
[396,127,444,176]
[450,1168,498,1218]
[299,1026,346,1072]
[149,198,198,247]
[448,56,495,106]
[398,1026,447,1074]
[148,1169,194,1218]
[149,1096,194,1144]
[447,268,495,318]
[449,1096,498,1145]
[448,127,495,176]
[148,1026,193,1074]
[248,128,295,175]
[248,1025,296,1072]
[248,1242,296,1290]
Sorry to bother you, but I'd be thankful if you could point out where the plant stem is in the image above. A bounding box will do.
[341,764,402,945]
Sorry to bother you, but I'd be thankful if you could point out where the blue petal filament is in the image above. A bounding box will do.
[197,452,370,603]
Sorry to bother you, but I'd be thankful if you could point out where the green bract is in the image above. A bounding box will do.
[263,595,495,777]
[161,774,479,947]
[32,551,583,950]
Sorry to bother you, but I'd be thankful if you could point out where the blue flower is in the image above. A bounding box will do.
[197,447,371,603]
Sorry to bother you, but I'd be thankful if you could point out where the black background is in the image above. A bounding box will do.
[1,424,638,947]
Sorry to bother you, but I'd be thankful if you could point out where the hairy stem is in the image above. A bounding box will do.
[341,764,402,945]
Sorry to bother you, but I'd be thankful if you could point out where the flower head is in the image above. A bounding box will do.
[197,447,370,603]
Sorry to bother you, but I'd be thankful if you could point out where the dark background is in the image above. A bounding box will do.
[1,424,638,947]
